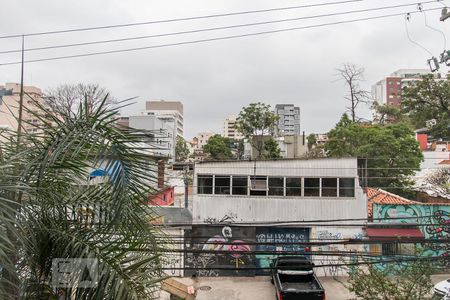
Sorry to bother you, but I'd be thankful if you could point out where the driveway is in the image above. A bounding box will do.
[160,275,450,300]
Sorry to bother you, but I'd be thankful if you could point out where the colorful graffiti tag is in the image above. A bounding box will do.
[373,203,450,265]
[184,226,255,276]
[255,228,310,275]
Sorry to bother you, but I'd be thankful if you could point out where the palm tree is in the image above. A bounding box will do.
[0,94,167,299]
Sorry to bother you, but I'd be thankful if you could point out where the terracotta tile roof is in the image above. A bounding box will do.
[366,188,421,218]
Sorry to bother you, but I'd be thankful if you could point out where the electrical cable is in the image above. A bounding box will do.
[0,0,364,40]
[422,9,447,50]
[0,7,442,66]
[0,1,437,55]
[405,13,434,56]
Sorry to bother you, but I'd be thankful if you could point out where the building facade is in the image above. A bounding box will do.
[129,115,177,159]
[369,188,449,271]
[274,104,301,136]
[186,158,368,276]
[144,100,184,138]
[0,83,48,137]
[222,116,244,140]
[371,69,432,107]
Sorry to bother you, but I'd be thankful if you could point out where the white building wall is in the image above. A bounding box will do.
[310,226,365,277]
[193,158,367,223]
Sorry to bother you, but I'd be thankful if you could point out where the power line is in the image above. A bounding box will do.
[0,0,363,40]
[156,256,449,271]
[0,7,442,66]
[0,1,437,55]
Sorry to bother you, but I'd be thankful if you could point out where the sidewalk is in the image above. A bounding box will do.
[160,274,450,300]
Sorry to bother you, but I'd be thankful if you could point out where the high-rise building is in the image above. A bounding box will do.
[144,100,183,138]
[222,116,244,140]
[371,69,432,107]
[274,104,301,136]
[129,115,177,160]
[0,83,48,137]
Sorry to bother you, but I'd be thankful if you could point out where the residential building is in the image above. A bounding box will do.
[192,131,215,150]
[189,132,215,162]
[274,104,301,136]
[129,115,177,159]
[186,158,367,276]
[0,83,48,137]
[222,115,244,140]
[371,69,432,107]
[144,100,184,138]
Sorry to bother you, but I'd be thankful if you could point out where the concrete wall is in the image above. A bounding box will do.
[310,226,365,277]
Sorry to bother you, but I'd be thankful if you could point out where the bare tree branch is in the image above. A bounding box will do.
[336,63,370,122]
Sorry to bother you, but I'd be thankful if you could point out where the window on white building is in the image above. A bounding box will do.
[268,177,284,196]
[232,176,248,195]
[285,177,301,196]
[250,176,268,196]
[339,178,355,197]
[197,175,213,194]
[214,176,231,195]
[322,178,338,197]
[304,178,320,196]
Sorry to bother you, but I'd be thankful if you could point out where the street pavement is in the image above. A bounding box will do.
[160,274,450,300]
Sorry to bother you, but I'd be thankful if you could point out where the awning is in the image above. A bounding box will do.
[365,228,423,240]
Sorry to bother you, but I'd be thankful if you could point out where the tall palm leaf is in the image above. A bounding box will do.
[0,94,168,299]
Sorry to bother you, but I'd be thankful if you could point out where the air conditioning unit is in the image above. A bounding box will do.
[250,177,268,191]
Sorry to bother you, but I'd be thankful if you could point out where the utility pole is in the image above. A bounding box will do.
[16,35,25,147]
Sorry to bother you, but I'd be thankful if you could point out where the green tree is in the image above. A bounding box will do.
[175,136,189,161]
[324,114,423,192]
[372,101,403,124]
[0,94,165,299]
[262,137,281,159]
[306,134,317,151]
[203,134,233,160]
[235,102,278,159]
[345,260,434,300]
[401,74,450,140]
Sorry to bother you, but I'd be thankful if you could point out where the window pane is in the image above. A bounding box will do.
[215,176,231,195]
[286,177,301,196]
[232,176,248,195]
[322,178,337,197]
[269,177,284,196]
[304,178,320,197]
[197,175,213,194]
[339,178,355,197]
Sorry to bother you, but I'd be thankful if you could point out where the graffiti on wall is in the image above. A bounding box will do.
[255,228,310,275]
[184,226,255,276]
[374,204,450,264]
[313,229,363,277]
[184,226,312,276]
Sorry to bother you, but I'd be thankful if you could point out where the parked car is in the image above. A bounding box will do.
[433,278,450,300]
[271,256,325,300]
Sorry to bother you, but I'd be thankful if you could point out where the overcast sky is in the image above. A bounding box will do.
[0,0,449,139]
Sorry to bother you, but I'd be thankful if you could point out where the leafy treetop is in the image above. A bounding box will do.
[401,74,450,140]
